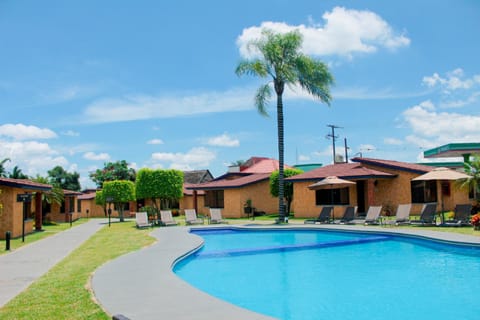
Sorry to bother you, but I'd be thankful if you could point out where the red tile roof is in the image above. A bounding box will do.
[286,162,395,182]
[0,178,52,191]
[188,173,271,190]
[183,183,206,195]
[351,157,434,174]
[241,158,289,173]
[78,193,96,200]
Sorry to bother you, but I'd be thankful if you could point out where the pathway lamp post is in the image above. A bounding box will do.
[106,196,114,227]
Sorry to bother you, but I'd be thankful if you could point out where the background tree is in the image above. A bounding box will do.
[270,168,303,215]
[9,165,28,179]
[0,158,10,177]
[135,168,183,211]
[47,166,81,191]
[236,29,333,222]
[459,155,480,204]
[32,175,64,214]
[90,160,136,188]
[95,189,107,216]
[102,180,136,222]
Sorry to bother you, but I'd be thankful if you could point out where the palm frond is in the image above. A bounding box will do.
[255,84,272,116]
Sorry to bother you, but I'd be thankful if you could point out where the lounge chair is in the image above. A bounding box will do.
[364,206,383,225]
[393,203,412,225]
[209,208,227,224]
[338,206,355,224]
[159,210,178,226]
[444,204,472,226]
[411,203,437,226]
[184,209,204,225]
[135,212,152,228]
[304,206,333,224]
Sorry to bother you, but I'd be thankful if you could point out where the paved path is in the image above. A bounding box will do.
[0,219,106,307]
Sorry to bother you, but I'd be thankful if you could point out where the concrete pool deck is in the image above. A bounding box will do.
[91,223,480,320]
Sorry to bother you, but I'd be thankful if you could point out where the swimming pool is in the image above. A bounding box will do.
[174,228,480,320]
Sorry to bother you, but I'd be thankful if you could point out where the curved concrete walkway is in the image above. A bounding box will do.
[0,219,106,307]
[92,224,480,320]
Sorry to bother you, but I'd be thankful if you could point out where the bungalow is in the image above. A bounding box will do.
[188,157,284,218]
[46,189,83,223]
[0,178,52,239]
[287,157,471,219]
[180,169,214,215]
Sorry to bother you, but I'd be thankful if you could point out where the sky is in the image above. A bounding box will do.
[1,0,480,189]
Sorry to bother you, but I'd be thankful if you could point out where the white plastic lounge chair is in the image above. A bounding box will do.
[135,212,152,228]
[364,206,383,225]
[209,208,227,224]
[159,210,178,226]
[184,209,204,225]
[384,204,412,226]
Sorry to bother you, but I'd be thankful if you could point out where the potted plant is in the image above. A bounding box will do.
[471,213,480,230]
[244,199,253,214]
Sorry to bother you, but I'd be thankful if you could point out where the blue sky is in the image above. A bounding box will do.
[1,0,480,188]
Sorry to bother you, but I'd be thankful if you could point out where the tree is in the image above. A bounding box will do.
[90,160,136,188]
[0,158,10,177]
[47,166,81,191]
[95,189,107,217]
[135,168,183,211]
[32,175,64,213]
[270,168,303,215]
[9,165,28,179]
[236,29,334,222]
[102,180,136,222]
[459,155,480,202]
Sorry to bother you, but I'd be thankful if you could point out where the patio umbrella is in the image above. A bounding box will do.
[412,167,470,224]
[308,176,356,220]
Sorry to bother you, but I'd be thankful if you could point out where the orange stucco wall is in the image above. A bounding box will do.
[218,180,277,218]
[0,187,35,239]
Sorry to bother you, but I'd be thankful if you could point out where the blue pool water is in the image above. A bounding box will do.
[174,228,480,320]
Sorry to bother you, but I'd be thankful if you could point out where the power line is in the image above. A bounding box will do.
[326,124,342,164]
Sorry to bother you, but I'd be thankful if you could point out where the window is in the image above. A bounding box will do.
[205,190,224,208]
[315,188,350,205]
[411,180,437,203]
[77,199,82,213]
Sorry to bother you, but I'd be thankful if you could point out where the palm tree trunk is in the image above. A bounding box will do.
[277,92,286,222]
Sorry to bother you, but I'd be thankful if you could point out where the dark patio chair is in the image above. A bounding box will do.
[304,206,333,224]
[444,204,472,226]
[411,203,437,226]
[338,206,355,224]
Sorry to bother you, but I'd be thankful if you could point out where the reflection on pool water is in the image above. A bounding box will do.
[174,228,480,320]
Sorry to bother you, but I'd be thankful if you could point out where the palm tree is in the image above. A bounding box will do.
[9,165,28,179]
[0,158,11,177]
[235,29,334,222]
[459,155,480,201]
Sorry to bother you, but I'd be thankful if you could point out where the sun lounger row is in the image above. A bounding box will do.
[304,203,473,226]
[135,208,227,227]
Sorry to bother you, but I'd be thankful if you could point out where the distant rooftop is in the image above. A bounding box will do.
[424,142,480,160]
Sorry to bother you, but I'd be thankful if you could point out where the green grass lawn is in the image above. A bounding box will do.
[0,220,155,320]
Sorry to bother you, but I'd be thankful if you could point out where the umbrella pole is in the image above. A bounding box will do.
[330,185,334,223]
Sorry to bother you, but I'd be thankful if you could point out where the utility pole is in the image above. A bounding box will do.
[344,138,349,163]
[326,124,342,164]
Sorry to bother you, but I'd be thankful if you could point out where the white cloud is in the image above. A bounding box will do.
[422,68,480,108]
[151,147,216,170]
[384,138,403,145]
[206,133,240,147]
[83,88,254,124]
[0,140,68,177]
[237,6,410,59]
[61,130,80,137]
[402,100,480,148]
[298,154,311,162]
[0,123,57,140]
[147,139,164,145]
[83,151,110,161]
